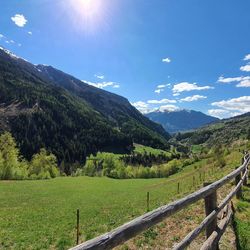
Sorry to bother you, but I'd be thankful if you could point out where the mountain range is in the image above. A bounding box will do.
[0,46,170,172]
[146,109,219,133]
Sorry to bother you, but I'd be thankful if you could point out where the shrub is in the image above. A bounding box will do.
[29,149,59,179]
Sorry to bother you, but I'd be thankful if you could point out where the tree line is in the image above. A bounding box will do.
[73,152,197,179]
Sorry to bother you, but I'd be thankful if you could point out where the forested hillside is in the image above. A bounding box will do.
[0,47,170,172]
[174,112,250,147]
[36,64,169,141]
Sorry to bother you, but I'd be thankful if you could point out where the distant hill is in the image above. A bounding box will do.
[146,109,219,133]
[175,112,250,146]
[0,46,170,172]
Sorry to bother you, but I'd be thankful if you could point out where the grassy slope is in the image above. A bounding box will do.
[0,146,245,250]
[234,184,250,250]
[133,143,172,156]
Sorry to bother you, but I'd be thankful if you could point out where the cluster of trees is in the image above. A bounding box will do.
[73,152,197,179]
[0,132,59,180]
[120,152,178,167]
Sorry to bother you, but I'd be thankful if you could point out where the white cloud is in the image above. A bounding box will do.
[236,79,250,88]
[147,98,177,104]
[155,89,164,94]
[244,54,250,61]
[83,80,120,89]
[132,101,147,109]
[172,82,213,93]
[131,101,153,114]
[180,95,207,102]
[28,31,32,35]
[208,109,243,119]
[10,40,15,44]
[156,83,171,89]
[240,64,250,72]
[132,100,179,114]
[207,109,230,119]
[95,74,105,80]
[218,76,250,83]
[162,57,171,63]
[211,96,250,113]
[158,105,180,112]
[154,83,171,94]
[218,76,250,88]
[11,14,27,27]
[0,34,4,39]
[157,84,167,89]
[173,93,180,97]
[18,43,22,47]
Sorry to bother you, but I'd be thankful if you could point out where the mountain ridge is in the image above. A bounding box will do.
[146,109,219,133]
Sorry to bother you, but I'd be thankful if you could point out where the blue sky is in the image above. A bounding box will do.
[1,0,250,118]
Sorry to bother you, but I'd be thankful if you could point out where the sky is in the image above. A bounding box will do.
[0,0,250,118]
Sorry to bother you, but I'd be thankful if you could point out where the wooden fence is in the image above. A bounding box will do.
[69,153,249,250]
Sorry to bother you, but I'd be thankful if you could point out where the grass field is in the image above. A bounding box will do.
[0,147,244,250]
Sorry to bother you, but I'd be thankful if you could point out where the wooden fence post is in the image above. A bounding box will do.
[76,209,80,245]
[203,182,218,246]
[177,183,180,194]
[242,157,248,186]
[147,192,150,212]
[235,167,242,199]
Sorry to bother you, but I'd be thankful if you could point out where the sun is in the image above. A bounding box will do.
[67,0,104,32]
[76,0,102,19]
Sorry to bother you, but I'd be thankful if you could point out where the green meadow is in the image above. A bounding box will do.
[0,148,243,250]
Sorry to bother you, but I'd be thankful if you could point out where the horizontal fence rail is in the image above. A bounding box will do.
[70,154,249,250]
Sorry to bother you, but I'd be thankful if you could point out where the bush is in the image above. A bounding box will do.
[29,149,59,179]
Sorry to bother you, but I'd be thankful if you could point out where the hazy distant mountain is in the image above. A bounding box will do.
[146,109,219,133]
[0,46,170,170]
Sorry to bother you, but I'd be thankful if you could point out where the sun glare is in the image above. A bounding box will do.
[68,0,104,32]
[77,0,102,19]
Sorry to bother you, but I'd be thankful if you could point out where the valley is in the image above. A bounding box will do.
[1,4,250,248]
